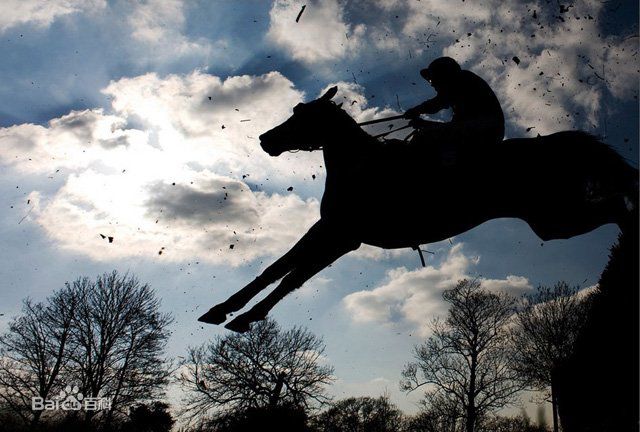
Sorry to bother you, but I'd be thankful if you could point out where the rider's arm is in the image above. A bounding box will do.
[408,118,448,130]
[416,94,449,114]
[405,94,449,119]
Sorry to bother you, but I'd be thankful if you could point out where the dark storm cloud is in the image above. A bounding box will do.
[145,177,259,226]
[49,109,128,148]
[194,76,281,113]
[97,135,130,149]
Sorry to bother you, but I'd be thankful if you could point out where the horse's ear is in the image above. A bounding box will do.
[320,86,338,101]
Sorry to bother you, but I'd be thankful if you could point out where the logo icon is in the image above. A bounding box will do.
[58,385,84,410]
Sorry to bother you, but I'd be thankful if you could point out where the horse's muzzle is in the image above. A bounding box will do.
[259,133,283,156]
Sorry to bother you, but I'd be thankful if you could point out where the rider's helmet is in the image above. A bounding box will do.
[420,57,461,88]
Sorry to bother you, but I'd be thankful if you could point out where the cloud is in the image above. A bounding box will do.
[362,0,638,136]
[126,0,215,67]
[316,82,415,144]
[33,170,319,265]
[343,243,532,335]
[331,376,394,398]
[102,71,316,178]
[603,35,640,100]
[0,71,327,265]
[2,69,421,266]
[320,82,399,123]
[145,177,260,226]
[129,0,186,43]
[268,0,366,64]
[0,0,105,32]
[402,0,491,38]
[0,109,145,173]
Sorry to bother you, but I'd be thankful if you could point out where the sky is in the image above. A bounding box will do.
[0,0,638,420]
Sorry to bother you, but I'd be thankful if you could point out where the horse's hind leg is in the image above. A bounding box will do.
[198,220,332,325]
[225,237,360,333]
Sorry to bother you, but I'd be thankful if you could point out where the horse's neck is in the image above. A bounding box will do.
[322,116,371,172]
[320,119,372,219]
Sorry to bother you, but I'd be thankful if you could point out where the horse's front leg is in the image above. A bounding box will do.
[224,235,360,333]
[198,220,333,325]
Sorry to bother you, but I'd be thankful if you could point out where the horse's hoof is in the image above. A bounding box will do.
[224,317,251,333]
[197,305,228,325]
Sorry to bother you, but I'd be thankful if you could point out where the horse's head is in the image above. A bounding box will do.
[259,86,342,156]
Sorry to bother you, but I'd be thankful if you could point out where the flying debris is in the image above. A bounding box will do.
[99,234,114,243]
[295,5,306,23]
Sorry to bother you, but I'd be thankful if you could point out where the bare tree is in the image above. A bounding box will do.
[401,279,524,432]
[479,414,549,432]
[406,391,464,432]
[311,395,406,432]
[0,271,173,428]
[65,271,174,421]
[510,281,592,432]
[179,318,333,421]
[0,283,77,426]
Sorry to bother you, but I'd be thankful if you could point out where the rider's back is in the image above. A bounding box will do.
[448,70,504,143]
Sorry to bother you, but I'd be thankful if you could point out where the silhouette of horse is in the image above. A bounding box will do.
[199,86,638,332]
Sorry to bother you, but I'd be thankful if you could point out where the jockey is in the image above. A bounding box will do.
[403,57,504,164]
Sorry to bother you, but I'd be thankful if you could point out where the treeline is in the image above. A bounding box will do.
[0,272,174,432]
[0,271,595,432]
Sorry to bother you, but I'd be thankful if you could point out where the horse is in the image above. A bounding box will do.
[199,86,638,333]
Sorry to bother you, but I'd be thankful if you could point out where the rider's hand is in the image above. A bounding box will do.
[403,107,421,119]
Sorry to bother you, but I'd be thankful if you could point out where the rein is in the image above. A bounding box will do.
[372,124,412,139]
[356,114,405,126]
[358,114,413,140]
[286,113,411,153]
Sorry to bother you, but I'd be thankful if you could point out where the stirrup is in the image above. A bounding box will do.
[412,245,435,267]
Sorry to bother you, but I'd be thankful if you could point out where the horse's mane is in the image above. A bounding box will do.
[329,102,361,127]
[328,101,382,145]
[329,102,402,145]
